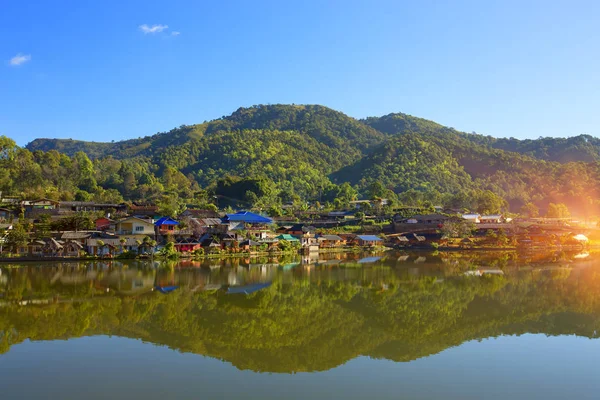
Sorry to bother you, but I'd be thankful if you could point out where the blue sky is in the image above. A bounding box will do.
[1,0,599,146]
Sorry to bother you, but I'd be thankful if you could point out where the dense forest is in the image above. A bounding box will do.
[3,104,599,216]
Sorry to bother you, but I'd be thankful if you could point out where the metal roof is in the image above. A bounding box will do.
[356,235,382,241]
[223,211,273,224]
[154,217,180,226]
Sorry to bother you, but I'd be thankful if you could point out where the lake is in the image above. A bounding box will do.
[1,250,599,399]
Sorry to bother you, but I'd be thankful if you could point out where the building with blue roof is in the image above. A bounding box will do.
[356,235,382,246]
[155,217,179,235]
[222,211,273,225]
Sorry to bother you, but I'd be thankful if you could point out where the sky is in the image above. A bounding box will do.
[1,0,599,146]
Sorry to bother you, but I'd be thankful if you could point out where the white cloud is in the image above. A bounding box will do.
[9,53,31,66]
[171,31,180,36]
[139,24,168,34]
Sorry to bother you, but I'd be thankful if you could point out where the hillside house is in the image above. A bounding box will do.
[0,208,13,221]
[317,234,345,248]
[275,234,300,243]
[155,217,179,235]
[128,202,158,217]
[59,201,126,214]
[114,217,155,237]
[222,211,272,239]
[95,217,114,231]
[480,214,504,224]
[61,231,92,245]
[174,237,202,253]
[23,199,59,218]
[299,232,319,253]
[462,214,481,223]
[356,235,382,247]
[393,213,456,233]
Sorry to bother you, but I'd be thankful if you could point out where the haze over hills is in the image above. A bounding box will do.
[5,104,600,215]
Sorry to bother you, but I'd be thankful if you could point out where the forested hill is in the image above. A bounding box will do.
[3,104,599,216]
[26,105,600,163]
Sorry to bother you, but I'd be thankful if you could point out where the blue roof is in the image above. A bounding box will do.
[154,217,179,226]
[222,211,273,224]
[356,235,382,241]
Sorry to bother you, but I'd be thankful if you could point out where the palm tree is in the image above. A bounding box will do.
[119,237,126,254]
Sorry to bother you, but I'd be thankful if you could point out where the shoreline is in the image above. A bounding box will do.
[1,245,596,263]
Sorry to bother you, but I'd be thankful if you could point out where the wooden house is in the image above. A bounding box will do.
[174,237,202,253]
[356,235,382,247]
[155,217,179,235]
[95,217,114,231]
[0,207,13,221]
[114,216,155,237]
[317,234,345,248]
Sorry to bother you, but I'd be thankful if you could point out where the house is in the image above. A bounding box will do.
[63,241,84,257]
[393,235,410,246]
[222,211,273,225]
[275,234,300,243]
[199,234,223,250]
[61,231,92,245]
[95,217,114,231]
[184,217,223,236]
[393,213,456,233]
[462,214,481,224]
[155,217,180,235]
[26,240,46,256]
[59,201,127,214]
[43,238,64,256]
[239,239,261,251]
[22,198,60,218]
[86,235,141,256]
[480,214,504,224]
[174,237,202,253]
[114,216,155,237]
[278,224,316,235]
[349,199,389,210]
[356,235,382,247]
[276,225,293,234]
[0,208,13,221]
[222,211,272,239]
[128,202,159,217]
[317,234,345,248]
[299,232,319,253]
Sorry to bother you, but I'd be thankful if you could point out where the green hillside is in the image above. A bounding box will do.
[2,104,598,215]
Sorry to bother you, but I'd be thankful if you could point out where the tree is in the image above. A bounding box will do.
[440,220,474,239]
[5,223,29,253]
[520,202,539,218]
[546,203,570,219]
[157,194,184,218]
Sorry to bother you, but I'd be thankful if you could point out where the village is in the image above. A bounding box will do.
[0,197,594,260]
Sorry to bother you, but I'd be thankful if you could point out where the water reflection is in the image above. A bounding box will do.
[0,250,599,373]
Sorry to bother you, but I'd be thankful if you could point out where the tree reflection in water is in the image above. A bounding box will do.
[0,250,599,373]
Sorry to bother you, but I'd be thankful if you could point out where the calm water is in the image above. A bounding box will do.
[1,250,600,399]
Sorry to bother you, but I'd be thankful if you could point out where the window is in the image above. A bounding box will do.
[135,226,144,232]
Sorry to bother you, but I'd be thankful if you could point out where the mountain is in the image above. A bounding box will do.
[27,104,385,161]
[5,104,599,215]
[363,112,600,163]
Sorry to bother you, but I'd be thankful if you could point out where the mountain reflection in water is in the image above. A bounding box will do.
[1,250,599,373]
